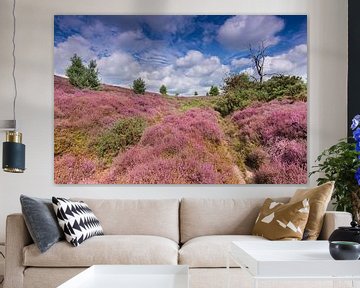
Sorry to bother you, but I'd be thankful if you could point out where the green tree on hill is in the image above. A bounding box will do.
[264,75,306,100]
[194,91,198,96]
[159,84,167,95]
[84,60,101,89]
[209,85,219,96]
[133,78,146,94]
[66,54,100,90]
[222,73,258,94]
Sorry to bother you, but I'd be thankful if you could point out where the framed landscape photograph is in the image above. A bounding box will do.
[54,15,307,184]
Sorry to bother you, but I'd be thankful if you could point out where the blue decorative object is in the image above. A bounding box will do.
[356,169,360,186]
[353,128,360,142]
[351,115,360,130]
[351,115,360,185]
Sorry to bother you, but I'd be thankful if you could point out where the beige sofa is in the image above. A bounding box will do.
[4,198,352,288]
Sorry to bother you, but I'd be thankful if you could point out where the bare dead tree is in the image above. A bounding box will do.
[249,41,269,84]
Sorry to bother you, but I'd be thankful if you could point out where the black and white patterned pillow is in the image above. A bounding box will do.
[52,197,104,247]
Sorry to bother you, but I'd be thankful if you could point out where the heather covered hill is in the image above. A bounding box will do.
[54,76,307,184]
[107,109,243,184]
[231,100,307,184]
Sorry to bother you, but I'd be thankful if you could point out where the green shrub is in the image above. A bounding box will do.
[241,88,270,102]
[214,91,248,117]
[209,85,219,96]
[94,117,146,162]
[264,75,306,100]
[222,73,259,94]
[66,54,100,90]
[221,73,307,104]
[159,84,167,95]
[133,78,146,94]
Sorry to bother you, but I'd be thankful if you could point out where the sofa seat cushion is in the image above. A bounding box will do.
[23,235,178,267]
[179,235,267,268]
[72,198,180,243]
[180,198,288,243]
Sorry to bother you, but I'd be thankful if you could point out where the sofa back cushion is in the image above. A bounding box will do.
[72,198,179,243]
[180,198,289,243]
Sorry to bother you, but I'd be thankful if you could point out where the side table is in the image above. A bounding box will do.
[227,241,360,288]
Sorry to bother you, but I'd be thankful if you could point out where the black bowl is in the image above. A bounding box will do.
[329,241,360,260]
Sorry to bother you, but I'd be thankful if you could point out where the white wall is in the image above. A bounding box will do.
[0,0,348,242]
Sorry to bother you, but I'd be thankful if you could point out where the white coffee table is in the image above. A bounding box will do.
[58,265,189,288]
[228,241,360,288]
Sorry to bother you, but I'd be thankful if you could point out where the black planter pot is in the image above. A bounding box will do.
[329,221,360,244]
[329,241,360,260]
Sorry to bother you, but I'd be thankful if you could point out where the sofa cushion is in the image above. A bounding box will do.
[23,235,178,267]
[290,181,334,240]
[20,195,64,253]
[252,198,310,240]
[180,198,288,243]
[72,198,179,243]
[52,197,104,247]
[179,235,267,268]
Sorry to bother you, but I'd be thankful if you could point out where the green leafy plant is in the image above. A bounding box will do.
[132,78,146,94]
[310,139,360,220]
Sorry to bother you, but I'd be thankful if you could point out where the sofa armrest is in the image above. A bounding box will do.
[318,211,352,240]
[4,214,32,288]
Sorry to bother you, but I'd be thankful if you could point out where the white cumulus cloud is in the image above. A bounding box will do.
[97,52,141,85]
[231,57,252,68]
[139,50,230,95]
[54,35,96,76]
[217,15,285,50]
[264,44,307,79]
[176,50,204,68]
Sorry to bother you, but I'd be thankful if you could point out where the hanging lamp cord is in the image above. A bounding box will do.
[11,0,17,128]
[0,251,4,284]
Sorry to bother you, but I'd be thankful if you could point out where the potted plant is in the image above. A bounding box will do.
[310,115,360,222]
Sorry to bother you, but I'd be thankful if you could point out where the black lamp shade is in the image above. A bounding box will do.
[2,141,25,173]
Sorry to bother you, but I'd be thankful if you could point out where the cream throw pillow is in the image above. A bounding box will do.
[290,181,334,240]
[252,198,310,240]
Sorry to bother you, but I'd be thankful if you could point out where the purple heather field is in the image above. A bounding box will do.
[54,76,307,184]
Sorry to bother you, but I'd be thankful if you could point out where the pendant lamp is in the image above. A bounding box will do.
[1,0,26,173]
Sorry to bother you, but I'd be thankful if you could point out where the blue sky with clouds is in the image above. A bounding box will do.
[54,15,307,95]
